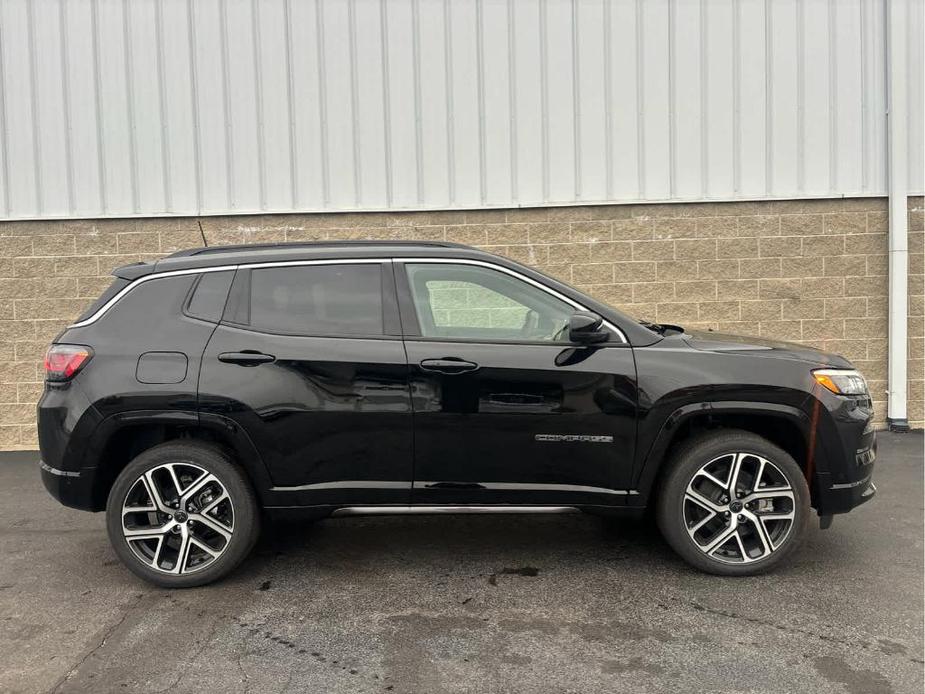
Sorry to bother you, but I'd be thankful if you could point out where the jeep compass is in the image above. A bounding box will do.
[38,241,877,587]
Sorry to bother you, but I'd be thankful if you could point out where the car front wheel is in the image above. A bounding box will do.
[656,430,810,576]
[105,441,260,588]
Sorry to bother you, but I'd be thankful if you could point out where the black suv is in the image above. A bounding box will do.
[38,241,876,587]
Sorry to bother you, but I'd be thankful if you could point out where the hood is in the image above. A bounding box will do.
[682,329,853,368]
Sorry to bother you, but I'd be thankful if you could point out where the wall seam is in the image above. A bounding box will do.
[252,0,268,211]
[185,0,203,214]
[154,0,172,213]
[121,1,139,213]
[347,0,362,206]
[0,8,12,215]
[58,0,76,215]
[26,0,43,214]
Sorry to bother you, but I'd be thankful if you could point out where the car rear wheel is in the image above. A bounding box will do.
[106,441,260,588]
[656,430,810,576]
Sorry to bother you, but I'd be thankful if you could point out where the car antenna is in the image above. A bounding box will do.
[197,220,209,248]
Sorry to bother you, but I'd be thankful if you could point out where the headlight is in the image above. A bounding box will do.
[812,368,869,396]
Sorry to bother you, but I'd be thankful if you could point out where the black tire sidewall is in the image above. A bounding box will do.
[105,441,260,588]
[656,431,810,576]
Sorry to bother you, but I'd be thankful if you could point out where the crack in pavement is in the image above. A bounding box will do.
[236,652,252,694]
[681,598,920,664]
[150,672,183,694]
[49,592,148,694]
[168,618,223,692]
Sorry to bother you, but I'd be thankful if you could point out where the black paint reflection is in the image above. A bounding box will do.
[406,340,638,504]
[199,327,413,496]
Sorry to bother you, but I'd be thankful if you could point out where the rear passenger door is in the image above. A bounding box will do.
[198,260,413,507]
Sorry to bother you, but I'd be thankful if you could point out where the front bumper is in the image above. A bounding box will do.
[818,474,877,515]
[814,419,878,516]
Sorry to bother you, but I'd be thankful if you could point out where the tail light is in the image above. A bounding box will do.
[44,344,93,382]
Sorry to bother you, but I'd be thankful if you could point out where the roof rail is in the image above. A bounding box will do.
[167,239,469,258]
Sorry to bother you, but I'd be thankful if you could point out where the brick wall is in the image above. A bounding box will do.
[1,196,922,450]
[427,281,533,331]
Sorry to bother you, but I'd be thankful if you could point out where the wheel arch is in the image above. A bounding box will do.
[635,401,825,507]
[86,411,272,511]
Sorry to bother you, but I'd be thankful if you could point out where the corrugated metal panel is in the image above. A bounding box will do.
[909,0,925,192]
[0,0,921,220]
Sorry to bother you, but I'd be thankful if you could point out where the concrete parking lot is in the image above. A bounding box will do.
[0,433,921,694]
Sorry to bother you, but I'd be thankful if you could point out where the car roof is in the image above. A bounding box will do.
[148,240,492,273]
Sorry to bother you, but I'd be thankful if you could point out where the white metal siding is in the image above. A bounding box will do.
[0,0,921,220]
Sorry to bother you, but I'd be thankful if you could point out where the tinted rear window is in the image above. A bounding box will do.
[74,277,130,322]
[245,264,384,336]
[185,271,234,322]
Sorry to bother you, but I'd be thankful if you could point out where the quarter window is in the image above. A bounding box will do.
[186,270,234,323]
[244,264,384,336]
[405,263,574,342]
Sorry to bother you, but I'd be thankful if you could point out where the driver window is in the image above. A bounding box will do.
[405,263,574,342]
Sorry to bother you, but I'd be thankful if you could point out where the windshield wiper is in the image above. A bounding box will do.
[639,320,684,336]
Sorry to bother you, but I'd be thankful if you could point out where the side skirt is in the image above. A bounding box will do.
[330,505,580,517]
[261,504,647,522]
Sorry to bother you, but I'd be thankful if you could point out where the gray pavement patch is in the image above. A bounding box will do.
[812,655,896,694]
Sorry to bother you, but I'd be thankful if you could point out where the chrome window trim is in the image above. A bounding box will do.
[69,256,630,344]
[396,257,629,343]
[67,258,388,329]
[69,264,237,328]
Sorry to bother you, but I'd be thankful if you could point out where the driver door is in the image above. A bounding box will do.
[396,260,638,508]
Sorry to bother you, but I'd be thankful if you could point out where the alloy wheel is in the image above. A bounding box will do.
[683,452,796,564]
[120,462,235,575]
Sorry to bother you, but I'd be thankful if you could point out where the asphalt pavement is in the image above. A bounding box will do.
[0,433,922,694]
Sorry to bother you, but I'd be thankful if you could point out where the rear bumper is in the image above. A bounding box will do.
[38,381,104,511]
[40,460,98,512]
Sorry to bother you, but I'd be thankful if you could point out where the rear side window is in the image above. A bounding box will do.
[74,277,130,323]
[239,264,384,336]
[185,271,234,322]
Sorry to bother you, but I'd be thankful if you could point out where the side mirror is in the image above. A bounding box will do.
[568,311,609,344]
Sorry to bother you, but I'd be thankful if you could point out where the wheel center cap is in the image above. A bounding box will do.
[729,500,743,513]
[174,511,188,523]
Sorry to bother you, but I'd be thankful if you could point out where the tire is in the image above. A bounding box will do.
[656,430,810,576]
[106,441,260,588]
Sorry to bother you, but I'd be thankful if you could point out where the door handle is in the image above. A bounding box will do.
[419,357,479,375]
[218,350,276,366]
